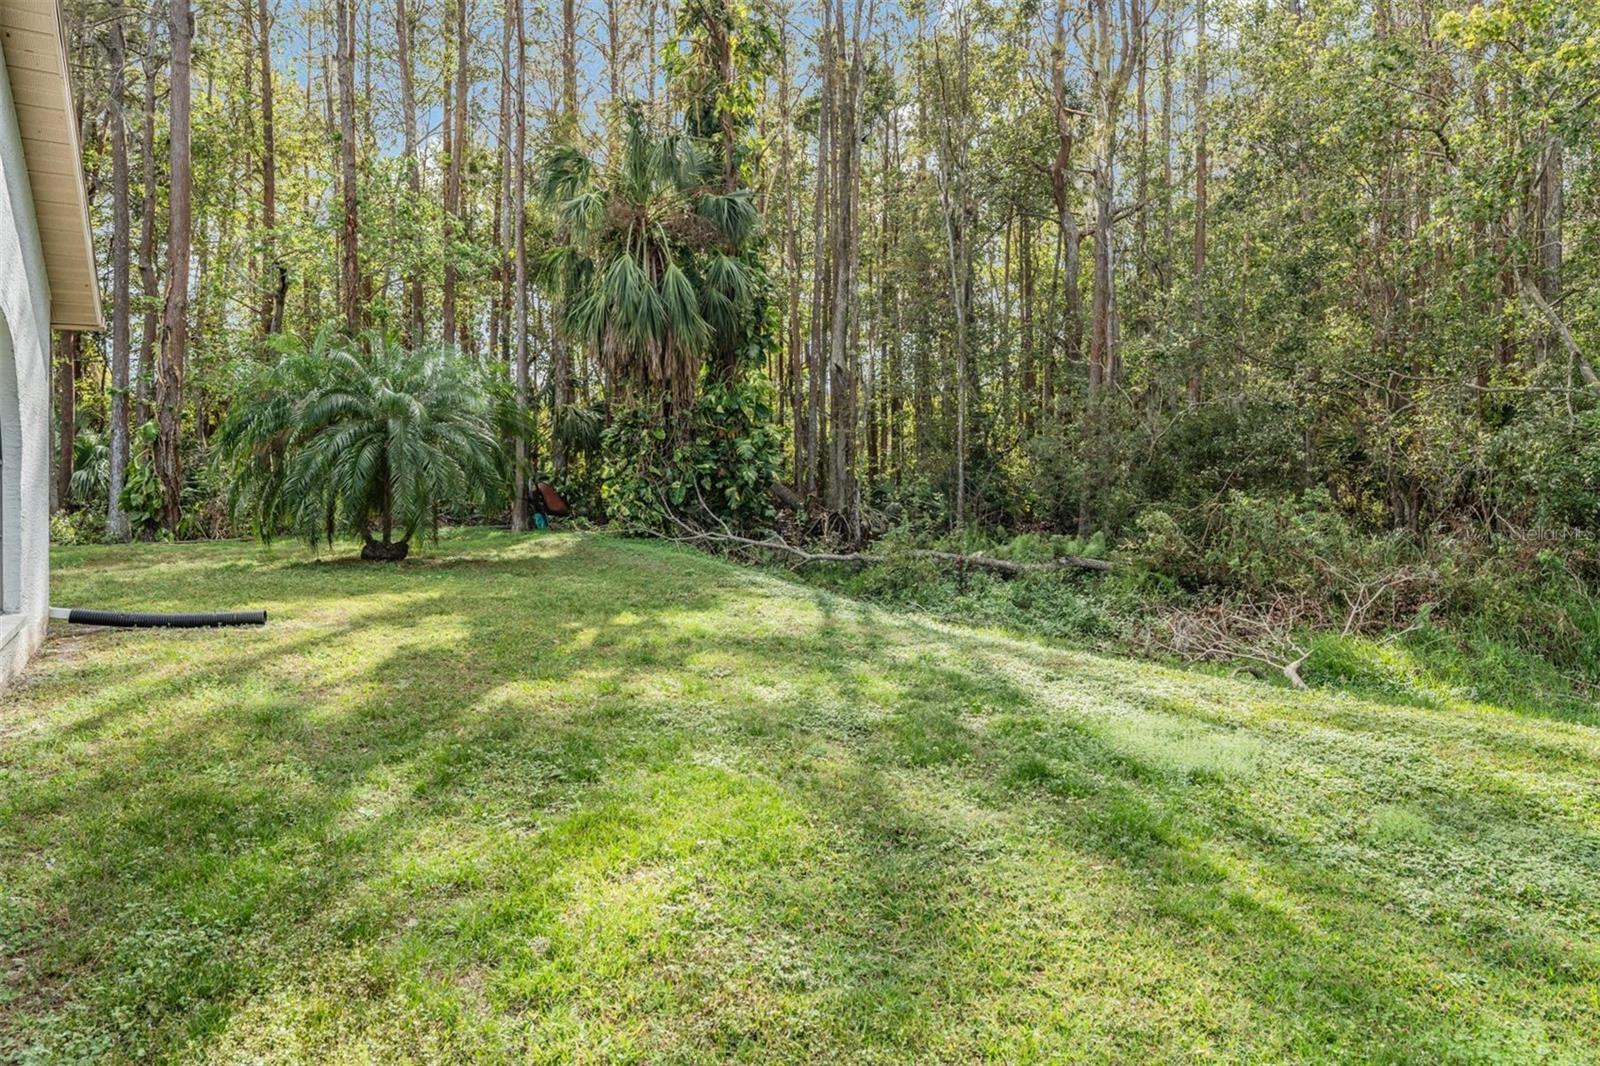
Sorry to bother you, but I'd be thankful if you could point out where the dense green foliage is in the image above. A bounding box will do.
[601,375,781,530]
[7,532,1599,1060]
[540,111,765,414]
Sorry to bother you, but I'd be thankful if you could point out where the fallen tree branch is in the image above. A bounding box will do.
[1143,596,1315,689]
[668,527,1114,575]
[1519,274,1600,388]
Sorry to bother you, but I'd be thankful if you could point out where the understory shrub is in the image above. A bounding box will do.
[794,527,1122,644]
[779,487,1600,716]
[1125,489,1600,709]
[602,374,780,534]
[50,510,104,546]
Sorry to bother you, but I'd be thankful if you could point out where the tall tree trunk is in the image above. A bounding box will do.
[442,0,469,345]
[562,0,578,125]
[107,0,132,540]
[884,101,901,478]
[396,0,423,343]
[1020,218,1034,432]
[1081,0,1139,535]
[1050,0,1083,381]
[1159,0,1172,293]
[492,0,512,364]
[259,0,285,336]
[712,4,738,191]
[778,15,804,486]
[1000,213,1013,427]
[604,0,621,143]
[805,0,833,501]
[335,0,360,335]
[361,1,375,149]
[551,0,578,476]
[1188,0,1207,405]
[156,0,193,534]
[512,0,531,531]
[1536,132,1563,362]
[826,0,861,529]
[1134,8,1148,270]
[832,0,870,534]
[137,4,161,426]
[646,0,659,110]
[931,14,971,529]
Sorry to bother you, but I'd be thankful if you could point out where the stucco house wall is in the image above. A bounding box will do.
[0,38,57,691]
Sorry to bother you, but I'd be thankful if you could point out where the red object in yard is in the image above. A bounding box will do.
[536,481,571,517]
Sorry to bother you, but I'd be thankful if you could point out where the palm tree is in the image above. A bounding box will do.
[69,428,111,506]
[539,106,762,422]
[217,329,505,560]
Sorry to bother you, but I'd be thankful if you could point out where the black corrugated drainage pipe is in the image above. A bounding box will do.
[49,607,267,628]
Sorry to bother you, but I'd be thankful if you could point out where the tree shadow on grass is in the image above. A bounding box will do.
[823,631,1600,1059]
[4,539,744,1059]
[553,609,1600,1059]
[7,535,1600,1061]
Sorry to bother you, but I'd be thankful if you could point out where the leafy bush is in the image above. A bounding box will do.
[50,510,106,546]
[602,373,780,534]
[990,531,1107,564]
[794,527,1122,645]
[68,428,110,507]
[1133,488,1435,625]
[118,422,167,536]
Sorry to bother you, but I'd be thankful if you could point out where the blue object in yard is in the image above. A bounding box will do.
[534,513,548,530]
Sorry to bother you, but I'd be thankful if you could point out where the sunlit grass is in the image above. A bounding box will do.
[3,530,1598,1062]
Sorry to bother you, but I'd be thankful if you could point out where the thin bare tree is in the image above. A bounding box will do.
[106,0,132,540]
[259,0,285,335]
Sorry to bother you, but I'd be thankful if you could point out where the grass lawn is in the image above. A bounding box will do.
[3,530,1598,1063]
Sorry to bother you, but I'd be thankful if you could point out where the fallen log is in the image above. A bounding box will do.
[672,529,1114,575]
[768,479,807,511]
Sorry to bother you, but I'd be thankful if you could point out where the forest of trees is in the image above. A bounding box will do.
[47,0,1598,555]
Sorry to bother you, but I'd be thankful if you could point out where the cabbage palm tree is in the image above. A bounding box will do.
[539,106,762,421]
[218,329,504,560]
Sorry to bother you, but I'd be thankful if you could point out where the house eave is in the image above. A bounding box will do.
[0,0,104,332]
